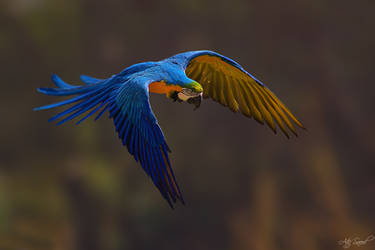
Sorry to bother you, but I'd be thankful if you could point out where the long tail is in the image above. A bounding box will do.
[34,74,118,125]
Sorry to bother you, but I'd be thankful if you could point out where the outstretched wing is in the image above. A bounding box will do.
[35,74,183,207]
[110,77,184,207]
[173,50,305,138]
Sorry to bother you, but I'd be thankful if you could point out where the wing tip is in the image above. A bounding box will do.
[299,122,307,131]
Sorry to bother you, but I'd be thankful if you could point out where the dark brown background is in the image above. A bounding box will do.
[1,0,374,249]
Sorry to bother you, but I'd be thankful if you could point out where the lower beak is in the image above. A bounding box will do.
[187,93,202,110]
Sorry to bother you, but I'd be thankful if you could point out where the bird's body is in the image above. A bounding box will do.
[35,50,304,208]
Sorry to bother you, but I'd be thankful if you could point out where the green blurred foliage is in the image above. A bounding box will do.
[0,0,374,249]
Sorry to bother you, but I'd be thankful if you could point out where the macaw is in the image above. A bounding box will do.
[35,50,305,208]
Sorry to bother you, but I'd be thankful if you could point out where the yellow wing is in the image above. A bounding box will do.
[185,54,305,138]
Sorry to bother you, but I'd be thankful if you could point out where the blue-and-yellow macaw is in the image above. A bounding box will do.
[35,50,304,208]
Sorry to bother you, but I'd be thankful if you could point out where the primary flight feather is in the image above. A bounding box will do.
[35,50,305,208]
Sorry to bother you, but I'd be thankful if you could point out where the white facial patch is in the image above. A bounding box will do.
[177,88,201,102]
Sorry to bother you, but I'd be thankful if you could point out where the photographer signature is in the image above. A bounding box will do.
[338,235,374,248]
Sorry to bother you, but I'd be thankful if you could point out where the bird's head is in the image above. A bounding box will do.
[163,62,203,92]
[175,78,203,110]
[162,62,203,109]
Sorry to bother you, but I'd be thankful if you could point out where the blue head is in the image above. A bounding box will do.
[158,61,203,93]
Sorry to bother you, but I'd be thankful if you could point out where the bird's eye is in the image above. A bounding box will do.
[182,88,192,95]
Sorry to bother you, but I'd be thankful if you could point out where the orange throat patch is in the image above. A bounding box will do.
[149,81,182,96]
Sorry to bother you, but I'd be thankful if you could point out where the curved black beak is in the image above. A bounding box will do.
[187,94,202,110]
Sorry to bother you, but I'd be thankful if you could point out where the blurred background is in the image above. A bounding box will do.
[1,0,374,249]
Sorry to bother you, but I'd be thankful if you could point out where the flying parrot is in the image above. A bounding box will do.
[35,50,305,208]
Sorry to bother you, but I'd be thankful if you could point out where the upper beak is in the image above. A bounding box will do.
[187,93,202,110]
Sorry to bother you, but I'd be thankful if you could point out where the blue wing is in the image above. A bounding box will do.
[35,73,183,207]
[111,76,184,207]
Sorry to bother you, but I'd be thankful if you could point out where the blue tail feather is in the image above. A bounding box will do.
[34,87,103,111]
[76,99,112,125]
[52,91,110,124]
[55,92,113,125]
[37,85,100,96]
[51,74,75,88]
[94,102,111,121]
[35,74,117,124]
[80,75,105,85]
[48,86,112,122]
